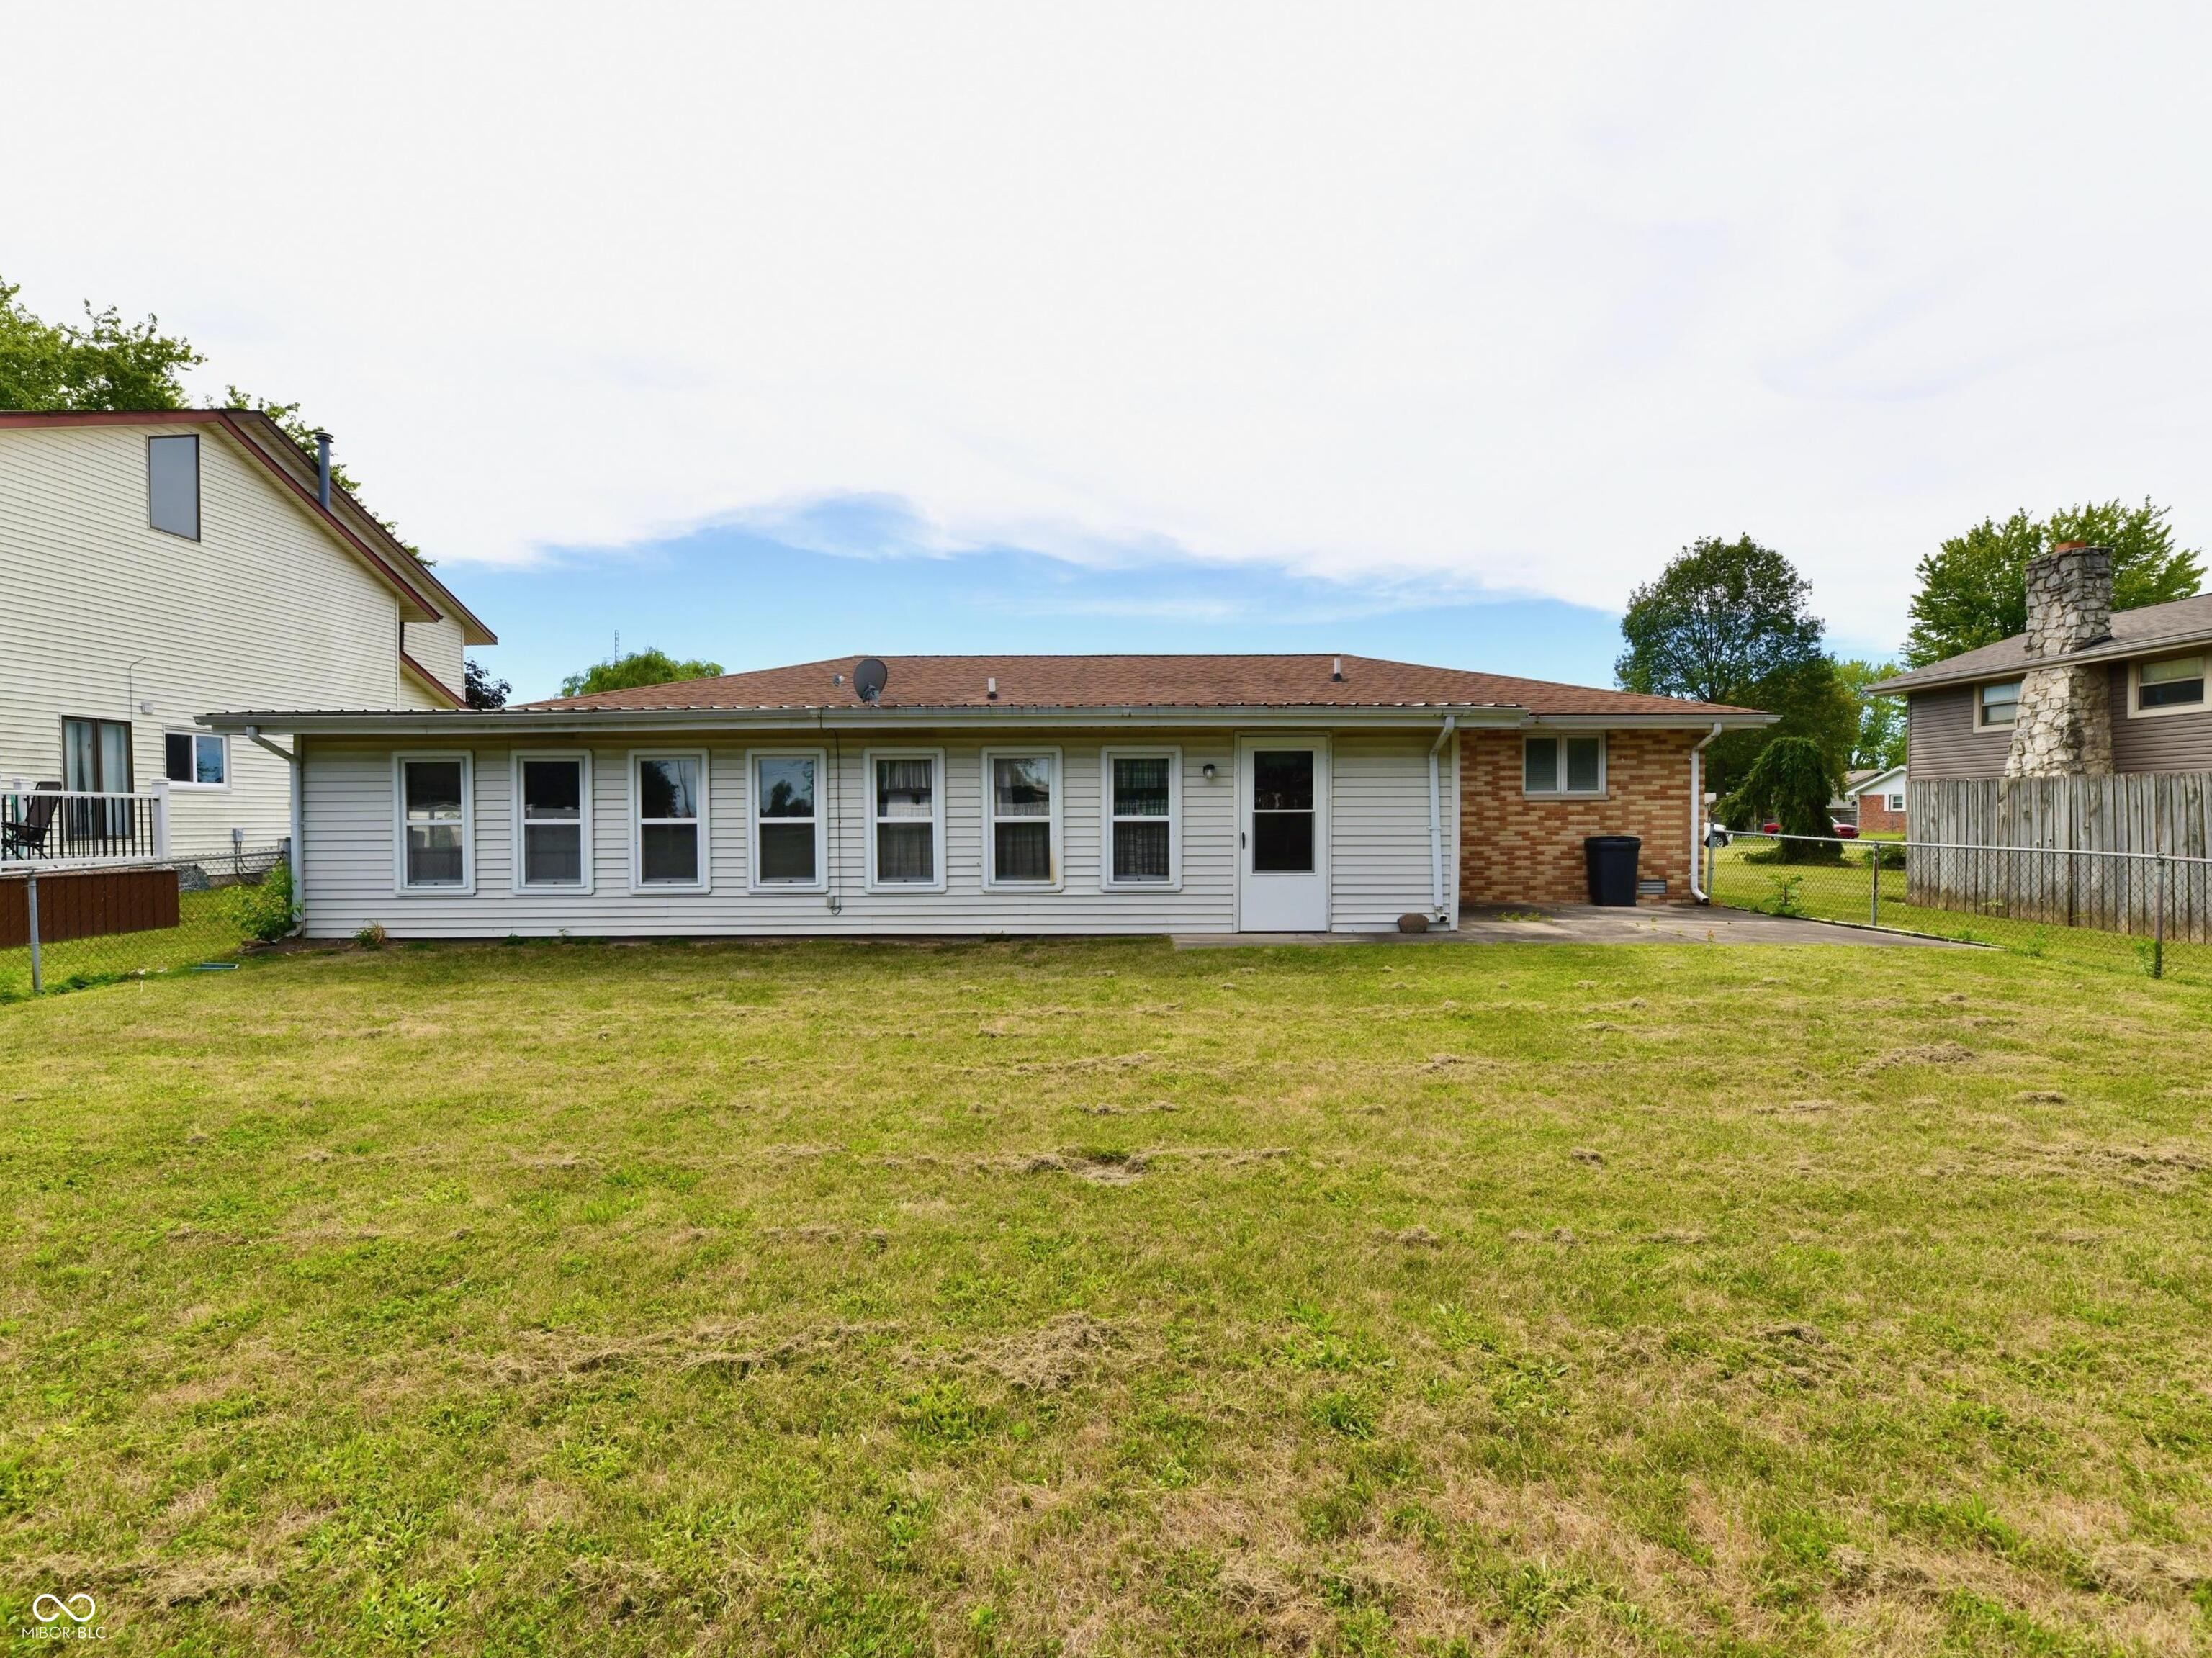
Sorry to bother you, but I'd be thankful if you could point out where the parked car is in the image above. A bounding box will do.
[1832,821,1859,839]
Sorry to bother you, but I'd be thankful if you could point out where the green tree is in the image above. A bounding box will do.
[1835,658,1907,771]
[464,659,510,710]
[1616,534,1854,796]
[1722,736,1842,860]
[560,648,725,698]
[0,276,200,409]
[220,388,426,561]
[1902,500,2203,666]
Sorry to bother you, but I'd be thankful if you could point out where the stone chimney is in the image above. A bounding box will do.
[2005,541,2115,776]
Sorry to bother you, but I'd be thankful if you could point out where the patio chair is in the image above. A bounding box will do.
[1,783,63,860]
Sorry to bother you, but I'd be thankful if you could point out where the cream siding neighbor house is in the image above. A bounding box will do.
[202,655,1769,937]
[0,410,493,865]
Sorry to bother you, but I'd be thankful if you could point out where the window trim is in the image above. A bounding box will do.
[510,750,593,893]
[863,747,946,893]
[392,750,475,896]
[1976,678,2023,729]
[1887,793,1906,813]
[1099,745,1182,893]
[147,433,201,541]
[627,749,711,893]
[980,747,1064,891]
[1521,734,1608,799]
[60,716,135,793]
[163,729,230,791]
[747,747,829,893]
[2127,653,2208,721]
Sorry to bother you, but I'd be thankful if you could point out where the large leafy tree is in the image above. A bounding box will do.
[560,648,725,698]
[1835,658,1907,771]
[1616,534,1855,798]
[1721,736,1843,860]
[0,276,200,409]
[1902,500,2203,666]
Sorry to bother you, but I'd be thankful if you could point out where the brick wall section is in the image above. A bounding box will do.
[1856,792,1906,836]
[1460,730,1697,906]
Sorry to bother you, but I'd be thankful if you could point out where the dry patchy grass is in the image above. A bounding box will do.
[1,936,2209,1655]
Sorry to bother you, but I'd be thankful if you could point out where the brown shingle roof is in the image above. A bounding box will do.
[1871,592,2212,695]
[518,654,1760,718]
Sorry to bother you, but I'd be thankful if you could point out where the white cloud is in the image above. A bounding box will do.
[6,0,2208,651]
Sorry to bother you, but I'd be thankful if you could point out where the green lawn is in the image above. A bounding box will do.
[3,938,2209,1655]
[0,887,261,1003]
[1709,843,2209,986]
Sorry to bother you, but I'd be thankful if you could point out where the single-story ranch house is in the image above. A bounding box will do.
[201,655,1769,937]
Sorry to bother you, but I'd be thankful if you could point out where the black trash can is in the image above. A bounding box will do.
[1584,834,1641,906]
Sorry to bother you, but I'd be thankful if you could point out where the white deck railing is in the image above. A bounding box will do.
[1,784,169,869]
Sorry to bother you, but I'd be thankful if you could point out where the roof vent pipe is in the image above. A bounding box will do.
[313,431,333,509]
[986,676,998,700]
[1331,656,1344,682]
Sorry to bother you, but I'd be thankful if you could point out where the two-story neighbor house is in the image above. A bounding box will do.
[0,409,494,862]
[1871,542,2211,780]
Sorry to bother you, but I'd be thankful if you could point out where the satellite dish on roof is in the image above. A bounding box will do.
[853,658,889,703]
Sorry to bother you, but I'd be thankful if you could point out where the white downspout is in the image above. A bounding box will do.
[246,726,304,932]
[1427,715,1457,923]
[1689,721,1722,902]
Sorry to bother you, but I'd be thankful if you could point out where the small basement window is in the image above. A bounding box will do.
[752,751,824,888]
[1104,750,1177,887]
[986,751,1058,886]
[1978,680,2021,727]
[516,754,589,889]
[148,434,200,539]
[1523,734,1604,796]
[633,753,706,888]
[2136,653,2206,713]
[164,731,227,787]
[869,752,942,888]
[397,754,470,890]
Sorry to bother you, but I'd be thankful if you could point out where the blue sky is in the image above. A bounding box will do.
[462,494,1897,701]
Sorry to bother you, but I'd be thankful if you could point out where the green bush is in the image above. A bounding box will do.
[226,860,297,943]
[1722,737,1843,862]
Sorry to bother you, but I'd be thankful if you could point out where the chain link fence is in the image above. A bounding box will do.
[1,842,292,1002]
[1709,832,2211,983]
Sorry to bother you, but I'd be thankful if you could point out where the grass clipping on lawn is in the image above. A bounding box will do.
[1,937,2209,1655]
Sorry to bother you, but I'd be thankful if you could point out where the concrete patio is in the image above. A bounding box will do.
[1175,905,1972,948]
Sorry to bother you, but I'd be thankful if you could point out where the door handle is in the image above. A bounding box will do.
[1240,832,1246,848]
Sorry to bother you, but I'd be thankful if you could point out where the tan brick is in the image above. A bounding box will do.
[1459,731,1699,906]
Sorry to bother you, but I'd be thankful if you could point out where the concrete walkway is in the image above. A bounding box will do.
[1174,904,1970,948]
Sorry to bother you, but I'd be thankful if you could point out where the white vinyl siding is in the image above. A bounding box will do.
[0,423,424,857]
[401,614,467,700]
[293,729,1453,938]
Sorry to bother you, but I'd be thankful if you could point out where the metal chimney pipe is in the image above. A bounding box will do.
[313,431,333,508]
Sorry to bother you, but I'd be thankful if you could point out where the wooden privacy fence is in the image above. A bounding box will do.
[1,867,181,950]
[1907,773,2212,942]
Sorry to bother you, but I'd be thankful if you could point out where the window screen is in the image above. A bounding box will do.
[1979,681,2021,726]
[2140,654,2206,709]
[873,757,935,883]
[520,757,585,886]
[401,759,467,886]
[637,757,701,884]
[755,755,819,883]
[148,435,200,539]
[1110,754,1173,883]
[989,755,1053,883]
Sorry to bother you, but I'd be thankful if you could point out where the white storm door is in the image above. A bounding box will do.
[1237,739,1329,932]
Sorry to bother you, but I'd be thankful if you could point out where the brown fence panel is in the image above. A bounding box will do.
[0,868,181,948]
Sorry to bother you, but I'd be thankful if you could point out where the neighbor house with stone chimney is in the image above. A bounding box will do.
[1871,543,2212,782]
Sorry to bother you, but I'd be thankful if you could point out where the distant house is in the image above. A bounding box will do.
[0,410,494,862]
[1871,544,2210,782]
[1844,765,1907,834]
[199,654,1771,937]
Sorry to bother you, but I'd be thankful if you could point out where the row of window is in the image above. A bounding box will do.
[395,747,1184,894]
[1977,653,2208,727]
[58,718,229,793]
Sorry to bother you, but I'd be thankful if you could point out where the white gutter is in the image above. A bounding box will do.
[1427,715,1457,923]
[245,726,304,927]
[1689,721,1722,902]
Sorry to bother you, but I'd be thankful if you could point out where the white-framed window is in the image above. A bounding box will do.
[1100,747,1179,889]
[148,433,199,539]
[983,748,1061,888]
[1977,680,2022,728]
[750,749,826,891]
[2131,653,2206,717]
[1522,734,1606,797]
[866,749,943,891]
[394,752,472,893]
[630,751,709,890]
[1887,792,1905,812]
[513,752,591,891]
[163,730,228,788]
